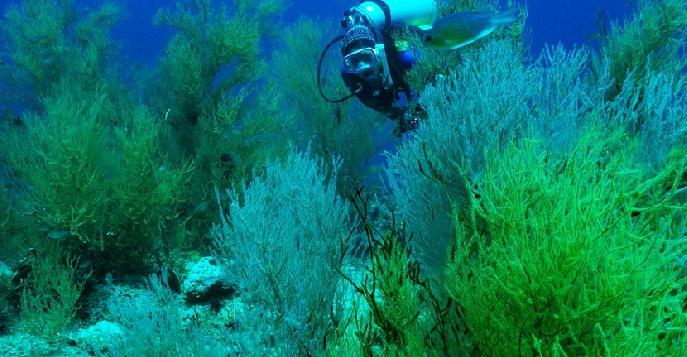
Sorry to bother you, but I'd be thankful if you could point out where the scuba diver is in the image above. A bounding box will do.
[317,0,518,136]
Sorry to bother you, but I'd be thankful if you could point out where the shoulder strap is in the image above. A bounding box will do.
[379,31,413,99]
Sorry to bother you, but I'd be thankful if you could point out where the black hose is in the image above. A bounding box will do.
[317,35,355,103]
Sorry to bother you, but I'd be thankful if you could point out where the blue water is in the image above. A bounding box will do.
[0,0,633,67]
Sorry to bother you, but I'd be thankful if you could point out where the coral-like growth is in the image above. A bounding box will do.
[213,148,353,355]
[104,271,226,356]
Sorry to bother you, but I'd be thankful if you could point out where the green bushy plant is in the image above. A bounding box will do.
[136,0,295,252]
[1,80,194,272]
[0,0,298,276]
[446,126,687,356]
[109,106,195,268]
[385,40,553,275]
[0,172,31,262]
[20,247,88,340]
[0,0,196,272]
[0,0,123,107]
[594,0,687,100]
[386,39,624,276]
[150,0,291,193]
[329,191,472,357]
[3,83,117,252]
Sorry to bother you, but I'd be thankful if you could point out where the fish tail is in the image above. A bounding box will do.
[492,7,518,25]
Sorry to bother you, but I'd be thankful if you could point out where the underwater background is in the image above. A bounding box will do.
[0,0,686,356]
[100,0,630,65]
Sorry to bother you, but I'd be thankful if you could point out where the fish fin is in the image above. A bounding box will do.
[492,7,519,26]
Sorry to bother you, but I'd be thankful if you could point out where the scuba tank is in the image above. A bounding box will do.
[342,0,438,31]
[318,0,438,103]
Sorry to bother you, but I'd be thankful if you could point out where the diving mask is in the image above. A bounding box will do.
[343,47,379,73]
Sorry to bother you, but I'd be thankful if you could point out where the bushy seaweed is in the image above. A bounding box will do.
[594,0,687,100]
[0,0,123,108]
[329,189,473,357]
[1,81,193,272]
[446,126,687,356]
[150,0,290,189]
[20,246,89,340]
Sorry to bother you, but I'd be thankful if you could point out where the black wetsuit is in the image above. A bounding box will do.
[340,43,417,122]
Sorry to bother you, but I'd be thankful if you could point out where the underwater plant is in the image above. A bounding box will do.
[447,126,687,355]
[212,148,354,356]
[594,0,687,101]
[329,189,473,357]
[150,0,291,190]
[0,0,124,110]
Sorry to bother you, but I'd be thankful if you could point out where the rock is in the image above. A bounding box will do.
[68,320,124,353]
[181,257,235,303]
[0,331,91,357]
[0,262,12,279]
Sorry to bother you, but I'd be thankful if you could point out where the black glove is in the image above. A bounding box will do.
[392,110,420,136]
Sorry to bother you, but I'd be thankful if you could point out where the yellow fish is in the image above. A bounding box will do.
[425,8,518,50]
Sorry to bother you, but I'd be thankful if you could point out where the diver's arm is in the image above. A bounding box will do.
[341,71,396,115]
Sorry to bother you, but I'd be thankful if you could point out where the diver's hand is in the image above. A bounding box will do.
[393,111,420,136]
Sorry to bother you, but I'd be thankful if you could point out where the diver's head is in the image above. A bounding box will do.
[341,25,380,74]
